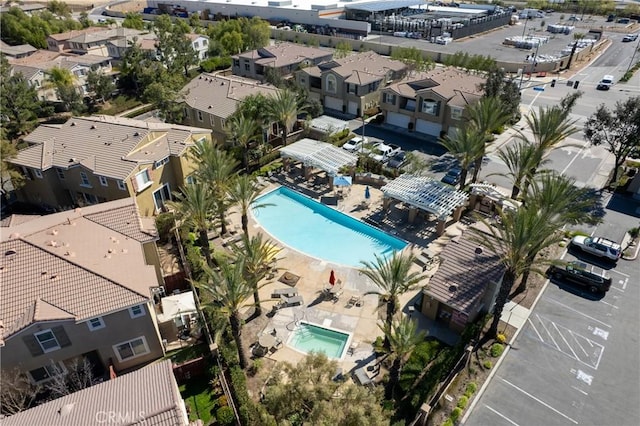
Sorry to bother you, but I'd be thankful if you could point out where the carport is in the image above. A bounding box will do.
[381,174,469,235]
[279,138,358,189]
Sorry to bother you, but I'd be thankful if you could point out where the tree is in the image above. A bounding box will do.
[359,252,425,348]
[154,15,198,77]
[227,174,269,236]
[334,41,352,59]
[144,81,183,122]
[168,182,217,267]
[380,317,426,400]
[196,259,254,369]
[78,11,90,28]
[262,353,389,424]
[47,0,72,18]
[0,56,41,141]
[482,66,521,124]
[1,7,81,48]
[43,357,100,399]
[466,96,511,182]
[243,17,270,50]
[46,66,83,112]
[86,69,115,104]
[266,89,305,146]
[439,126,486,190]
[584,97,640,187]
[230,233,280,317]
[0,368,41,415]
[190,140,238,236]
[495,141,543,199]
[122,12,145,30]
[1,140,25,197]
[391,47,435,73]
[226,114,259,171]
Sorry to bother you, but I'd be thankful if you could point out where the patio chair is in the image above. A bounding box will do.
[347,295,362,308]
[276,295,303,309]
[271,288,298,299]
[353,367,373,387]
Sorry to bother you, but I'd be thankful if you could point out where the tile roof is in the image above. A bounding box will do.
[47,27,106,42]
[236,41,331,69]
[386,67,484,104]
[2,360,189,426]
[331,51,406,77]
[0,198,161,340]
[11,116,210,180]
[186,33,209,42]
[181,73,279,119]
[0,214,41,227]
[0,40,37,57]
[8,49,61,66]
[426,228,504,314]
[9,64,42,80]
[67,27,144,44]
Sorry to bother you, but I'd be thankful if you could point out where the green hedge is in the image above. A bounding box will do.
[490,343,504,358]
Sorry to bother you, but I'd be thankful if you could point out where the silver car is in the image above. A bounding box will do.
[571,235,621,261]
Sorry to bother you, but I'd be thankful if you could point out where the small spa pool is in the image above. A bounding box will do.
[288,322,350,359]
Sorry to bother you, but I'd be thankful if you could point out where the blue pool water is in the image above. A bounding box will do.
[288,322,350,359]
[252,186,407,266]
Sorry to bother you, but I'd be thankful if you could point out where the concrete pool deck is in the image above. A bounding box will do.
[224,175,466,375]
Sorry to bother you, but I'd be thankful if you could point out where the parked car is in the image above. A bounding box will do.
[342,136,368,152]
[386,151,407,169]
[441,168,462,185]
[547,261,612,293]
[568,15,581,21]
[607,14,616,22]
[370,143,401,162]
[596,75,614,90]
[623,33,638,42]
[570,235,621,261]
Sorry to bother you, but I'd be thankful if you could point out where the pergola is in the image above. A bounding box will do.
[279,138,358,177]
[381,174,469,235]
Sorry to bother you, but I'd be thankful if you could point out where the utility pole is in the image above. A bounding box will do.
[626,36,640,74]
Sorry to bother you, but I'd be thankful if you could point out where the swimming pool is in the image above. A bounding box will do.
[252,186,407,266]
[288,322,350,359]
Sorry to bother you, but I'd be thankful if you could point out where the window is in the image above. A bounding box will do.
[197,111,203,121]
[244,63,250,71]
[185,175,195,185]
[210,114,215,126]
[193,41,199,48]
[233,59,240,67]
[451,107,463,120]
[133,169,152,192]
[33,169,43,179]
[326,74,337,93]
[56,168,65,180]
[20,166,32,180]
[99,176,108,186]
[129,304,146,318]
[153,157,169,169]
[421,99,439,115]
[117,180,126,191]
[29,362,66,383]
[80,172,91,187]
[183,107,189,119]
[82,192,98,205]
[113,336,150,362]
[34,330,61,353]
[87,317,105,331]
[153,184,171,212]
[347,83,356,95]
[383,93,396,105]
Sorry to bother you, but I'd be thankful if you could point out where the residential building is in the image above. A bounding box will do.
[0,40,37,59]
[180,73,279,142]
[106,33,158,60]
[46,28,107,53]
[0,2,47,15]
[379,67,485,138]
[420,227,504,332]
[232,41,333,81]
[0,198,166,383]
[65,27,146,56]
[296,51,407,117]
[187,33,209,61]
[7,115,212,216]
[2,360,190,425]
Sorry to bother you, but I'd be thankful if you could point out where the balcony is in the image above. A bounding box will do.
[399,98,416,112]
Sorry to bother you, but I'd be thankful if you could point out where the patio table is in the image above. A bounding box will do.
[258,334,277,349]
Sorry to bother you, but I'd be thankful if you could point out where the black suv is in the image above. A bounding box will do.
[547,261,612,293]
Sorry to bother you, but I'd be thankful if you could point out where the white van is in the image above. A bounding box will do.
[597,75,614,90]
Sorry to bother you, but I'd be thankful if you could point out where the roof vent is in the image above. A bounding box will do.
[208,105,212,109]
[69,158,77,163]
[58,403,75,417]
[48,240,58,247]
[50,229,58,236]
[50,274,58,280]
[133,132,140,137]
[90,125,97,130]
[70,122,76,126]
[64,251,75,257]
[448,283,458,293]
[3,249,15,257]
[475,246,483,255]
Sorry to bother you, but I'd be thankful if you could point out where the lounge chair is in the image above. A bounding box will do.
[353,367,372,386]
[271,288,298,299]
[276,295,304,309]
[413,250,440,271]
[347,295,362,308]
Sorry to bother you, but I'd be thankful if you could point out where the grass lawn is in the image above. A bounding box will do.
[164,343,208,364]
[99,95,142,116]
[179,375,218,424]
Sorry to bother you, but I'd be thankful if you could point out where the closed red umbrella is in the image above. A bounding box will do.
[329,270,336,286]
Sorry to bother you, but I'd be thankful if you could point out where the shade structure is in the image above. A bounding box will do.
[280,138,358,176]
[329,270,336,286]
[333,175,353,187]
[160,291,197,319]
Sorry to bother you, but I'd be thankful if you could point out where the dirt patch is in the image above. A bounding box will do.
[240,311,275,399]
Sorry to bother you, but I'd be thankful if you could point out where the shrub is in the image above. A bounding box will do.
[155,212,175,243]
[200,56,232,72]
[457,395,468,409]
[216,406,235,425]
[450,407,462,422]
[442,419,454,426]
[465,382,477,395]
[217,395,228,407]
[496,333,506,344]
[490,343,504,358]
[483,360,492,369]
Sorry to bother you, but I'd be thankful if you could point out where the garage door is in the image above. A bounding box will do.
[415,119,442,137]
[386,112,411,129]
[324,96,343,112]
[348,101,358,116]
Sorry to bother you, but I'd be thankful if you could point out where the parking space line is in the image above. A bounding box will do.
[599,300,618,309]
[572,386,589,396]
[610,270,629,278]
[501,378,578,424]
[554,322,580,361]
[569,330,590,357]
[538,315,561,350]
[547,297,612,328]
[485,405,520,426]
[527,318,544,342]
[610,286,625,293]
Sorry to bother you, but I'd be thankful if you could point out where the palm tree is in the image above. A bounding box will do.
[227,113,259,171]
[190,140,239,236]
[360,252,425,348]
[266,89,305,146]
[196,259,254,369]
[380,317,426,400]
[466,97,511,182]
[470,207,556,338]
[46,66,74,90]
[168,182,216,267]
[230,233,281,317]
[494,141,544,199]
[227,174,270,237]
[439,126,486,191]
